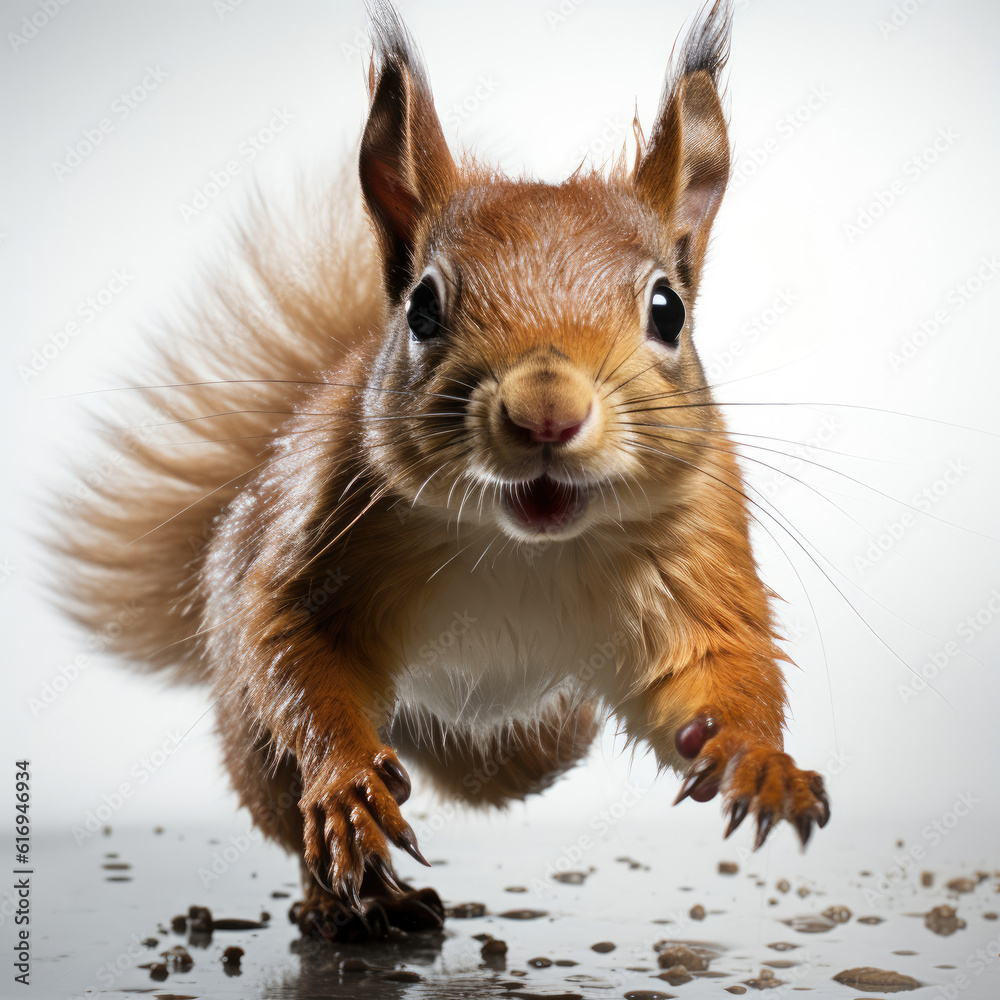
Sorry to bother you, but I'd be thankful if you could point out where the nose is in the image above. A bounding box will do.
[497,353,595,449]
[502,403,591,443]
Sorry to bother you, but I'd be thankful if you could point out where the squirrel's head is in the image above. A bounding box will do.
[359,1,736,544]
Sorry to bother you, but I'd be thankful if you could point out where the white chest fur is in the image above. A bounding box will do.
[393,537,622,733]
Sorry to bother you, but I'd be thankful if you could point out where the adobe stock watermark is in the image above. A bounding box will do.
[730,84,832,190]
[412,632,624,845]
[887,254,999,371]
[71,729,186,844]
[443,76,499,130]
[781,617,813,642]
[932,931,1000,1000]
[898,585,1000,705]
[214,0,246,20]
[843,126,958,244]
[51,66,169,180]
[178,107,296,223]
[412,741,517,846]
[17,268,134,384]
[293,567,350,619]
[416,609,478,667]
[198,825,262,887]
[723,745,852,861]
[214,238,343,350]
[575,117,628,167]
[704,288,795,382]
[389,608,481,703]
[852,458,970,576]
[340,8,418,62]
[877,0,934,40]
[340,23,372,61]
[756,415,844,501]
[67,934,161,998]
[862,789,979,906]
[7,0,73,54]
[59,410,170,512]
[0,887,25,929]
[532,781,648,894]
[568,631,624,686]
[27,601,146,716]
[546,0,587,28]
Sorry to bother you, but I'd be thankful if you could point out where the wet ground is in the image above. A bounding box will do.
[33,797,1000,1000]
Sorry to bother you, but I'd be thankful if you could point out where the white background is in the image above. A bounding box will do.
[2,0,999,883]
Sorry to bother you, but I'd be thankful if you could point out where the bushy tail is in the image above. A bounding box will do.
[49,171,381,684]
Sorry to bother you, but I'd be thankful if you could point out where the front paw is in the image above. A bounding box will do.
[291,863,444,943]
[672,714,830,850]
[300,746,429,907]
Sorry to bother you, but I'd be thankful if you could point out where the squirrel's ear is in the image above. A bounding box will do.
[360,3,457,300]
[634,0,732,285]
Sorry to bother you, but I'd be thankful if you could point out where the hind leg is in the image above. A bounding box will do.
[215,696,443,942]
[389,693,602,808]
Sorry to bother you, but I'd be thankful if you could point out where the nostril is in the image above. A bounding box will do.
[502,402,591,444]
[555,417,585,443]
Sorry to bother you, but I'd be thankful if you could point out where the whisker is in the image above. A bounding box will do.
[454,476,479,540]
[427,536,483,582]
[616,398,1000,440]
[135,409,310,429]
[625,429,905,561]
[123,438,329,546]
[622,437,962,703]
[618,422,999,544]
[597,339,644,390]
[359,411,468,422]
[610,415,893,464]
[412,455,464,507]
[54,377,468,404]
[605,359,662,398]
[470,531,502,574]
[298,474,411,576]
[610,345,833,408]
[371,427,468,450]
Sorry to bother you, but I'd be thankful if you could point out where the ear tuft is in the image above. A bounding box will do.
[633,0,733,288]
[365,0,431,98]
[360,1,456,299]
[673,0,732,90]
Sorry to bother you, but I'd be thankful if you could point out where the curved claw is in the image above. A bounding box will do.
[793,813,814,849]
[673,757,717,806]
[343,874,364,914]
[396,824,432,867]
[724,798,749,839]
[753,809,777,851]
[376,755,412,805]
[805,774,830,827]
[369,855,405,894]
[816,791,831,828]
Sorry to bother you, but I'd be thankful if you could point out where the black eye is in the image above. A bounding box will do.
[406,277,443,342]
[648,280,685,346]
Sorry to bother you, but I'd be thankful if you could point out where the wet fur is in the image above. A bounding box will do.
[54,0,828,935]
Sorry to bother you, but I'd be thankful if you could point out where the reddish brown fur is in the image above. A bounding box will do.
[55,0,827,940]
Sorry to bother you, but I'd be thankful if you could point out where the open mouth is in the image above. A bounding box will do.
[502,476,587,533]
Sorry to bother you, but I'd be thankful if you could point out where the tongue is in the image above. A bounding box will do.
[511,477,578,528]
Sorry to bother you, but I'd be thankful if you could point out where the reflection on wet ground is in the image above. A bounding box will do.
[34,816,1000,999]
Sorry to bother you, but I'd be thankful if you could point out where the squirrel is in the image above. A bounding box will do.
[56,0,829,941]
